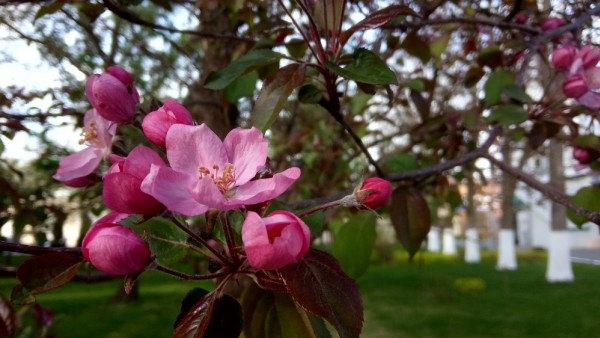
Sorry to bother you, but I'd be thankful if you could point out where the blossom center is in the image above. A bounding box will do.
[198,163,236,195]
[267,227,282,244]
[79,121,99,145]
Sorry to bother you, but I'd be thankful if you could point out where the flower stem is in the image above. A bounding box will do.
[297,199,343,218]
[155,264,230,281]
[167,213,234,267]
[221,213,240,265]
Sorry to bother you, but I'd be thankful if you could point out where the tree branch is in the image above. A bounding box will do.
[484,153,600,225]
[0,241,82,256]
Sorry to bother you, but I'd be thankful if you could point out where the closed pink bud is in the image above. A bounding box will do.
[357,177,393,209]
[86,68,138,123]
[551,45,576,70]
[82,223,151,275]
[577,45,600,69]
[142,100,194,147]
[102,146,165,215]
[573,147,591,164]
[541,17,563,31]
[515,14,527,24]
[242,211,311,270]
[563,74,588,98]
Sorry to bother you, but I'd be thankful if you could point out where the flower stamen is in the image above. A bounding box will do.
[198,163,236,195]
[79,121,99,145]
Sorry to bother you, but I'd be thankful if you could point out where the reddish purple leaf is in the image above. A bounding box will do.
[17,253,84,295]
[390,186,431,259]
[340,5,418,46]
[33,303,54,327]
[10,284,35,305]
[0,295,15,337]
[279,249,363,338]
[173,290,242,338]
[253,270,287,293]
[173,292,216,338]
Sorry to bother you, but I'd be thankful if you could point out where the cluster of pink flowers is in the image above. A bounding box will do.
[552,45,600,109]
[55,67,394,276]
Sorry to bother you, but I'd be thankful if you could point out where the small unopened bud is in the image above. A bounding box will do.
[577,45,600,69]
[355,177,393,209]
[541,17,563,31]
[573,147,592,164]
[551,45,576,70]
[563,74,588,98]
[515,14,527,24]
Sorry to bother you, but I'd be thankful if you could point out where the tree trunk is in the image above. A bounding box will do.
[464,168,481,263]
[546,138,574,282]
[183,2,246,138]
[497,140,517,270]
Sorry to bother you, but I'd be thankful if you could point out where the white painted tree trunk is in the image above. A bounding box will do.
[442,228,457,255]
[546,231,574,282]
[465,228,481,263]
[427,226,441,252]
[497,229,517,270]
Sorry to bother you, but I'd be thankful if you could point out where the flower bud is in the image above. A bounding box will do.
[551,45,576,70]
[541,17,563,31]
[102,146,165,215]
[86,67,139,123]
[577,45,600,69]
[515,14,527,24]
[242,211,310,270]
[82,223,151,275]
[142,99,194,147]
[356,177,393,209]
[573,147,591,164]
[562,74,588,98]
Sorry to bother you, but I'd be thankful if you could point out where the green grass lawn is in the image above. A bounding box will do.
[1,253,599,337]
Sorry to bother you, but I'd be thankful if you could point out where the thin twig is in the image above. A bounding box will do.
[155,264,231,281]
[484,153,600,225]
[0,241,82,256]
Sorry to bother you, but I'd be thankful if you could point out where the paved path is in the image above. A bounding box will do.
[571,249,600,265]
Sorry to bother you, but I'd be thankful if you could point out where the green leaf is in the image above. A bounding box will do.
[385,153,418,173]
[10,285,35,306]
[406,79,425,91]
[204,50,282,89]
[16,253,84,295]
[502,84,533,103]
[390,187,431,259]
[0,138,4,156]
[572,135,600,153]
[332,213,377,279]
[279,249,363,338]
[486,104,528,126]
[349,90,373,115]
[477,45,503,68]
[302,209,324,238]
[314,0,344,34]
[224,70,258,102]
[133,217,188,266]
[298,85,323,104]
[430,34,451,59]
[241,283,318,338]
[567,187,600,227]
[252,64,306,132]
[464,66,486,87]
[34,1,65,22]
[286,39,308,59]
[401,32,431,63]
[484,70,514,105]
[325,49,397,85]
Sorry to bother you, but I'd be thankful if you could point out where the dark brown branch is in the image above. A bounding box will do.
[484,154,600,225]
[385,126,499,181]
[102,0,255,42]
[388,15,540,34]
[0,241,82,256]
[0,265,118,283]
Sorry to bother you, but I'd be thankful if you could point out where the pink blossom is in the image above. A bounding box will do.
[551,45,576,71]
[142,99,194,147]
[242,211,310,270]
[356,177,393,209]
[576,45,600,69]
[562,74,588,98]
[53,109,116,187]
[103,146,165,215]
[141,124,300,215]
[82,222,151,275]
[86,67,139,123]
[541,17,563,31]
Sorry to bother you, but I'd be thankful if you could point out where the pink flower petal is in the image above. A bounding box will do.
[166,124,228,176]
[96,211,130,225]
[90,74,137,122]
[53,147,104,182]
[142,100,194,147]
[189,176,232,210]
[103,173,163,215]
[141,165,209,216]
[231,167,301,205]
[577,91,600,109]
[122,146,166,179]
[223,127,268,185]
